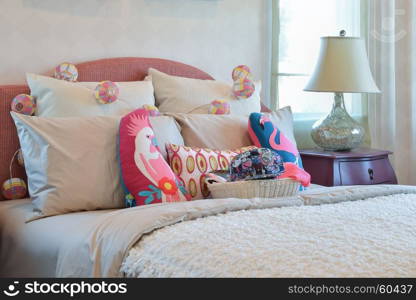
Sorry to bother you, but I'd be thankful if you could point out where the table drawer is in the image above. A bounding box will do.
[339,158,392,185]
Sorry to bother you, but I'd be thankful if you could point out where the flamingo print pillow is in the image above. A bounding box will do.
[248,112,310,188]
[119,109,190,207]
[248,112,304,169]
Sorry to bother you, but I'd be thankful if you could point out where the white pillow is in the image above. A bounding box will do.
[11,113,183,221]
[149,68,261,115]
[27,73,155,117]
[168,106,297,150]
[150,117,184,160]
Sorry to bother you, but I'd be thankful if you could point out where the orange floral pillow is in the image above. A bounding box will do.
[166,144,255,200]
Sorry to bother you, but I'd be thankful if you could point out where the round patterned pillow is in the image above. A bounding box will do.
[167,144,256,200]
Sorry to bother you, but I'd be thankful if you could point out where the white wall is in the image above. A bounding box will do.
[0,0,270,103]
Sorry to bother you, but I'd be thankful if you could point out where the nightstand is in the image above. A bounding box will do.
[299,148,398,187]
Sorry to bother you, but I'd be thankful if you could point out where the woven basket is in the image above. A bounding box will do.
[207,178,300,199]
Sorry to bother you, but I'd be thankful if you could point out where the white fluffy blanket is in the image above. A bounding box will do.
[55,185,416,277]
[122,193,416,278]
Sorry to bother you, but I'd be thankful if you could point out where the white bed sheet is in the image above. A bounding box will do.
[0,199,116,277]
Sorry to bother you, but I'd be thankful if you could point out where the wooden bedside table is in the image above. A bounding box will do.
[299,148,398,187]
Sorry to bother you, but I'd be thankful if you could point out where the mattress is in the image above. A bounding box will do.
[0,199,116,277]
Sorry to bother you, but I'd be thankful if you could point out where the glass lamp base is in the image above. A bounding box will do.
[311,93,365,151]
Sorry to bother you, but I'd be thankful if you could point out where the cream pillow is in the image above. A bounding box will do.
[170,114,252,149]
[168,106,296,149]
[149,68,261,115]
[27,73,155,117]
[11,113,183,220]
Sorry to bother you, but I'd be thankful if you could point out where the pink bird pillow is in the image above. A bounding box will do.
[119,109,190,207]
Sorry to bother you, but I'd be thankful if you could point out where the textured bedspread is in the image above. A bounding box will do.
[122,193,416,277]
[55,185,416,277]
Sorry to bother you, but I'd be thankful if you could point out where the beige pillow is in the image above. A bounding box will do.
[149,68,261,115]
[168,106,296,149]
[27,73,155,117]
[170,114,252,149]
[11,113,183,221]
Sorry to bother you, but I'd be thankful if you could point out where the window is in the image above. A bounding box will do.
[272,0,364,119]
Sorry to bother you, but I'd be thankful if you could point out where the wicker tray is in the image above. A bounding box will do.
[206,178,300,199]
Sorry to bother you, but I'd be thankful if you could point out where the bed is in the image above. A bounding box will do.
[1,58,415,278]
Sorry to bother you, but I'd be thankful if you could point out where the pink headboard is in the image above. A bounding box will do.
[0,57,270,200]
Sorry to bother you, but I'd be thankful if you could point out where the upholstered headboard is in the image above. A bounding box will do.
[0,57,269,200]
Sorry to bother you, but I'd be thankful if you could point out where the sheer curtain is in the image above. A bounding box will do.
[367,0,416,184]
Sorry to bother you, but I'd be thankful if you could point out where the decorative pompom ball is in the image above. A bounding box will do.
[209,100,231,115]
[233,78,255,99]
[95,81,119,104]
[54,62,78,82]
[2,178,27,200]
[17,149,24,167]
[142,104,161,116]
[232,65,252,81]
[11,94,36,115]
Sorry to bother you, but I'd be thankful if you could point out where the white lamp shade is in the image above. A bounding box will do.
[304,37,380,93]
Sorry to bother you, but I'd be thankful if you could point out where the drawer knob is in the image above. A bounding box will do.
[368,168,374,181]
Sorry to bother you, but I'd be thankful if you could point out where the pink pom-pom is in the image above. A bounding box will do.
[11,94,36,115]
[233,78,255,99]
[95,81,119,104]
[232,65,252,81]
[209,100,231,115]
[54,62,78,82]
[2,178,27,200]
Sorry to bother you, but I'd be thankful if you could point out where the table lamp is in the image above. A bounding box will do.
[304,31,380,151]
